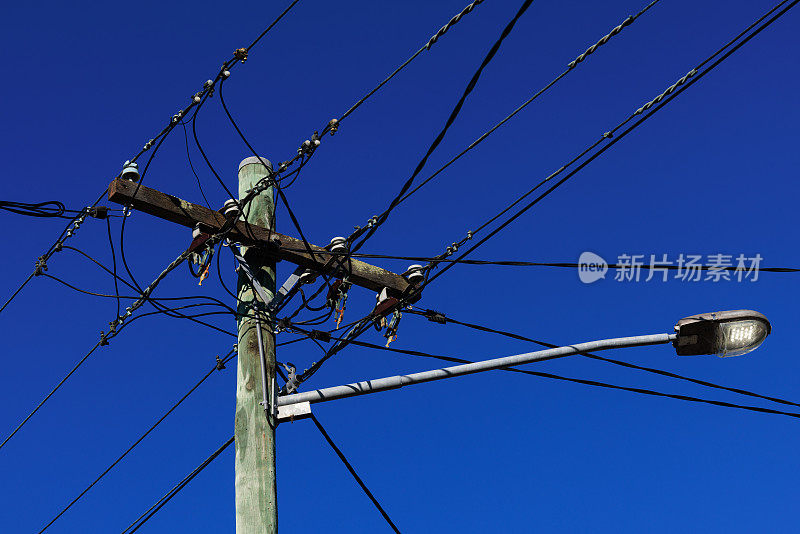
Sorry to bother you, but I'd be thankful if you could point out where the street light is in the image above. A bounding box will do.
[276,309,772,420]
[673,309,771,357]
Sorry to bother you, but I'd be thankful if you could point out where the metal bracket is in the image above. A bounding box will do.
[269,265,306,313]
[280,362,298,395]
[231,246,274,308]
[276,401,312,424]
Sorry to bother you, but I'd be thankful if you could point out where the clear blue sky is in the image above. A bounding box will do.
[1,0,799,532]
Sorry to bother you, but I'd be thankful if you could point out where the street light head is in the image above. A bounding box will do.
[673,309,770,357]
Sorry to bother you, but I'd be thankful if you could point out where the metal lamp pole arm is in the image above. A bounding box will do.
[278,332,677,412]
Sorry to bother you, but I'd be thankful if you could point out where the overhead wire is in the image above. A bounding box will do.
[0,192,106,316]
[364,0,664,237]
[0,341,102,453]
[1,247,232,453]
[281,317,375,393]
[35,274,242,332]
[224,0,494,233]
[274,247,800,273]
[217,78,330,284]
[310,413,401,533]
[54,244,242,314]
[119,436,235,534]
[338,0,486,123]
[181,121,213,210]
[422,0,800,288]
[348,0,536,254]
[0,200,85,219]
[36,349,236,533]
[105,217,122,319]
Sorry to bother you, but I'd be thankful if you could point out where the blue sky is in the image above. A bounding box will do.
[1,0,799,532]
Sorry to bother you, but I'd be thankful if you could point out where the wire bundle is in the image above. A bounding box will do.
[0,200,76,219]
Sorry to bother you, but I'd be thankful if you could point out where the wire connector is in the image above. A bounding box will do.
[423,309,447,324]
[33,256,48,276]
[309,330,332,343]
[328,118,339,135]
[87,206,109,219]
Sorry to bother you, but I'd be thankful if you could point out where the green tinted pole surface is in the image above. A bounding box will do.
[235,156,278,533]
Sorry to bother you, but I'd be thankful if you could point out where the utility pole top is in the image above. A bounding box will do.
[107,178,416,298]
[239,156,272,171]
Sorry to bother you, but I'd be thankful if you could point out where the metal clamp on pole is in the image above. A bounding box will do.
[232,245,278,419]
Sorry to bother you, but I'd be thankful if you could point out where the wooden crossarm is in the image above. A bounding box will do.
[107,178,413,297]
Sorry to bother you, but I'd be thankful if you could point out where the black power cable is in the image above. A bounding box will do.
[120,436,235,534]
[275,247,800,273]
[1,248,239,453]
[0,341,102,453]
[0,191,107,317]
[339,0,486,123]
[310,414,401,533]
[215,0,491,224]
[0,200,79,219]
[349,0,536,254]
[394,0,663,216]
[37,349,236,533]
[423,0,800,288]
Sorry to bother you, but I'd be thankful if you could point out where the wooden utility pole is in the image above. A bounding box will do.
[106,160,420,532]
[234,156,277,533]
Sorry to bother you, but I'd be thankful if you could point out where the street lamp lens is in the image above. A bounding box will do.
[717,319,769,357]
[673,310,771,357]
